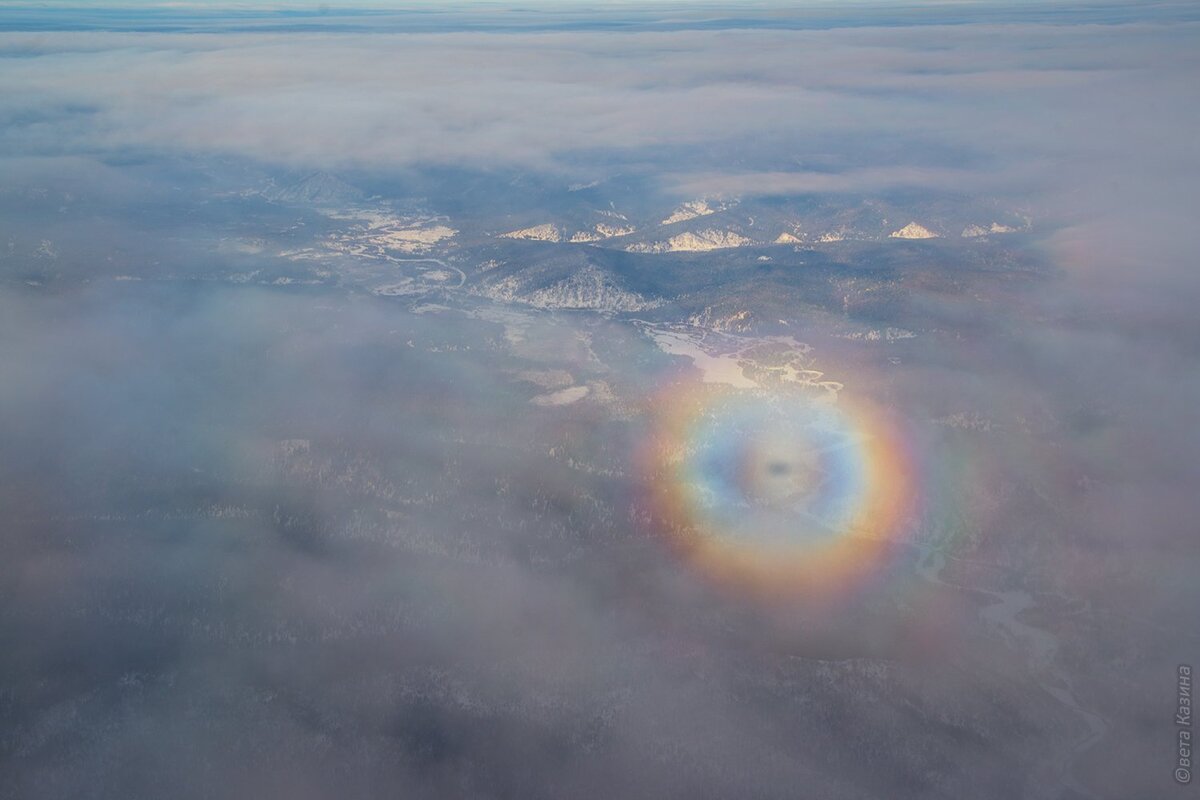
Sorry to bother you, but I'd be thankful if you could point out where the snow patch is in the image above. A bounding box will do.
[661,200,715,225]
[628,229,751,253]
[889,222,939,240]
[531,385,590,407]
[500,224,562,243]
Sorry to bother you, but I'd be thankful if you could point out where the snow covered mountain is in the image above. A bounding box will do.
[490,195,1028,254]
[264,172,366,206]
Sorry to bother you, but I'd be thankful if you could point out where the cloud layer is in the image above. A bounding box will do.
[1,7,1199,799]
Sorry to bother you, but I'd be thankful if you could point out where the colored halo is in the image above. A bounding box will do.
[639,384,917,600]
